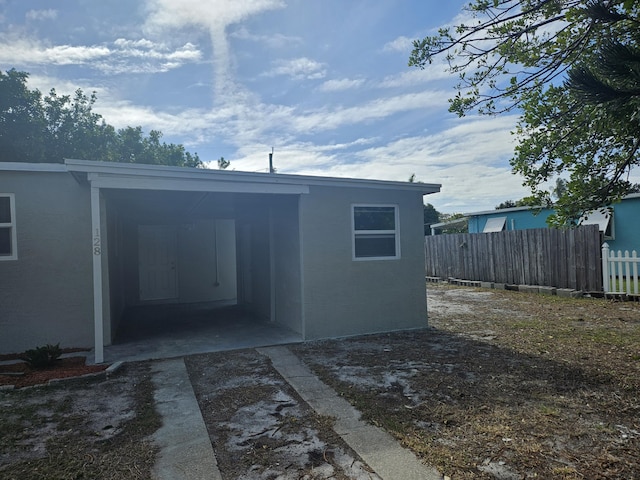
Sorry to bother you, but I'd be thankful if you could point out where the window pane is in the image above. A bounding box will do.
[355,234,396,258]
[0,228,11,256]
[0,197,10,224]
[354,206,395,231]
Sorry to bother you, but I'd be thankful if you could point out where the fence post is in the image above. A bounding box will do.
[633,250,639,295]
[602,243,610,293]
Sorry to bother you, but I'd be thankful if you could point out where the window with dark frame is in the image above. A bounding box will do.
[0,194,16,260]
[353,205,399,259]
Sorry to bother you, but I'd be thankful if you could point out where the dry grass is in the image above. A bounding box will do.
[292,284,640,479]
[0,362,160,480]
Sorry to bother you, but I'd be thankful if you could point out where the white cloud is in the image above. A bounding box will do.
[144,0,285,31]
[353,116,517,170]
[379,66,451,88]
[143,0,285,99]
[262,57,326,80]
[318,78,365,92]
[0,35,201,73]
[292,90,448,133]
[229,114,526,213]
[25,9,57,21]
[0,37,112,64]
[113,38,156,49]
[230,26,301,49]
[382,35,414,53]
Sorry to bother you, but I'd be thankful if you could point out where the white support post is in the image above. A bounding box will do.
[91,186,104,363]
[602,243,610,294]
[624,251,631,295]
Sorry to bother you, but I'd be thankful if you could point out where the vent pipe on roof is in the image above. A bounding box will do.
[269,147,275,173]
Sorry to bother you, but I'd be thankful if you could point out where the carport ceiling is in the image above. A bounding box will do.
[104,189,238,219]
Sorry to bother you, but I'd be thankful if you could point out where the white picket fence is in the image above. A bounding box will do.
[602,243,640,295]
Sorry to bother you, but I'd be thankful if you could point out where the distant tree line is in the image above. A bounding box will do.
[0,69,202,167]
[423,203,467,235]
[409,172,467,235]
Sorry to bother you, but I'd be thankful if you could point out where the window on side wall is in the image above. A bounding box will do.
[352,205,399,260]
[0,194,17,260]
[579,208,614,240]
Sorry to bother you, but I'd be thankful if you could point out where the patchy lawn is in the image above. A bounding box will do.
[0,362,160,480]
[292,284,640,479]
[3,284,638,479]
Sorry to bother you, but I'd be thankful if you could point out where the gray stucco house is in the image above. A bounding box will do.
[0,160,440,362]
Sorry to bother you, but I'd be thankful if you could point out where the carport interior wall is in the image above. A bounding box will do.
[101,189,303,347]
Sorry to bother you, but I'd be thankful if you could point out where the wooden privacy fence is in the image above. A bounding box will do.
[602,244,640,295]
[425,224,602,291]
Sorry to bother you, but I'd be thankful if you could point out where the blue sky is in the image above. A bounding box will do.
[0,0,532,213]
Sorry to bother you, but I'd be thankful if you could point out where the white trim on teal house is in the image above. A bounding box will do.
[0,160,440,361]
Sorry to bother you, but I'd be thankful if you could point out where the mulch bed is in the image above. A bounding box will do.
[0,356,108,388]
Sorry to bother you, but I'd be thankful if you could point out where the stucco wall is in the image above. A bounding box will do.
[272,196,303,335]
[299,186,427,340]
[247,212,272,320]
[0,171,93,353]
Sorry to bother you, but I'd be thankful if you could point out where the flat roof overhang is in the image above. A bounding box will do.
[64,158,441,196]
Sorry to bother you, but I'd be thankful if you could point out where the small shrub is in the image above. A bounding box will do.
[22,343,62,369]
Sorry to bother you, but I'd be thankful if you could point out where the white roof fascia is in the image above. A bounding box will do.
[87,173,310,194]
[430,218,468,229]
[483,216,507,233]
[0,162,67,172]
[469,205,544,217]
[65,159,440,195]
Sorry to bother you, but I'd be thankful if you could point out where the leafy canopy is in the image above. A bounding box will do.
[410,0,640,225]
[0,69,202,167]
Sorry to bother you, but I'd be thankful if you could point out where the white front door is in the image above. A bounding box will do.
[138,225,178,301]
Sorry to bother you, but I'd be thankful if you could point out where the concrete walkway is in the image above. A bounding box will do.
[150,348,442,480]
[151,359,222,480]
[258,346,443,480]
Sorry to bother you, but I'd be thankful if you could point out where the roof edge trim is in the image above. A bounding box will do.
[64,159,440,194]
[0,162,67,172]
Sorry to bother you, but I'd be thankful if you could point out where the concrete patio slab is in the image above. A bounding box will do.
[97,306,302,363]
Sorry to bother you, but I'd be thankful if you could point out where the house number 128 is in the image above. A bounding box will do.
[93,229,101,255]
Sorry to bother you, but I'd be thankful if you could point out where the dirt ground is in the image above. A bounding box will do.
[2,283,639,479]
[185,349,380,480]
[0,362,160,480]
[293,284,640,479]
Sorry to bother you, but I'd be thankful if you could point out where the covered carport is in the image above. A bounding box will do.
[66,159,307,363]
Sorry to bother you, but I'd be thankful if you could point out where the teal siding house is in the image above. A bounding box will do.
[467,206,554,234]
[466,194,640,253]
